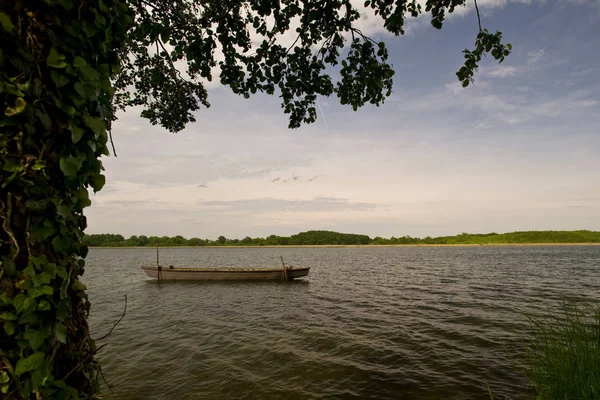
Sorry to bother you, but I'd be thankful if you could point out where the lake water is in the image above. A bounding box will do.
[84,246,600,399]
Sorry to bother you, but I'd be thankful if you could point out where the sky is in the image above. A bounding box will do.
[86,0,600,240]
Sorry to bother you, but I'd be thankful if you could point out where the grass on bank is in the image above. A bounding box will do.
[525,302,600,400]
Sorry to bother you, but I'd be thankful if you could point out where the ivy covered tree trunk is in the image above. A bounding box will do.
[0,1,131,398]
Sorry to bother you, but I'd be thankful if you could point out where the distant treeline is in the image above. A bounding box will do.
[83,230,600,247]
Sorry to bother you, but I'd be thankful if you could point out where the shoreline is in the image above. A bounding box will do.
[89,243,600,249]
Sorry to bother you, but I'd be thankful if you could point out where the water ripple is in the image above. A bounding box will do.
[85,246,600,399]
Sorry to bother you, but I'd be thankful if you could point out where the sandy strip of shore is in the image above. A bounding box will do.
[90,243,600,249]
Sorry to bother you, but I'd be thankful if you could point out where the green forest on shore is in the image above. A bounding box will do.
[83,230,600,247]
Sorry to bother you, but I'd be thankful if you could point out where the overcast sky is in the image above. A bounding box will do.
[86,0,600,240]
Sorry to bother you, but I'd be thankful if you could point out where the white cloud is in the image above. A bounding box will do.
[527,49,547,64]
[487,65,520,77]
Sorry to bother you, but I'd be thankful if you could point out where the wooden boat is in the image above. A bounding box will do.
[141,265,310,281]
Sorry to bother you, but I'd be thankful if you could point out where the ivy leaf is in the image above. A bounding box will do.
[52,236,70,252]
[37,300,52,311]
[74,82,98,100]
[28,285,54,299]
[0,312,17,320]
[15,279,33,290]
[56,386,79,400]
[32,272,52,287]
[15,352,45,376]
[0,11,15,32]
[2,158,21,173]
[51,71,70,88]
[31,360,50,390]
[25,328,50,350]
[0,293,12,305]
[55,322,68,344]
[90,174,105,192]
[80,65,100,81]
[47,48,67,69]
[30,225,55,241]
[83,116,106,137]
[57,205,72,218]
[13,294,36,314]
[73,56,87,68]
[56,299,68,321]
[4,97,27,117]
[3,321,15,335]
[59,157,79,176]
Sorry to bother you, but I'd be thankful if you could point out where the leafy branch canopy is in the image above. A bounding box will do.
[114,0,511,132]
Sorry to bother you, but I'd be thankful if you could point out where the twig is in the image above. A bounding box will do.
[0,348,26,399]
[97,295,128,341]
[108,128,117,157]
[62,353,93,381]
[285,33,301,55]
[95,343,108,353]
[0,193,20,261]
[25,215,32,260]
[474,0,483,32]
[96,363,118,400]
[349,27,378,46]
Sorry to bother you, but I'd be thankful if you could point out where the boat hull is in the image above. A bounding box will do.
[141,266,310,281]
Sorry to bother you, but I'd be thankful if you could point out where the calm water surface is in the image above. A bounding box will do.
[85,246,600,399]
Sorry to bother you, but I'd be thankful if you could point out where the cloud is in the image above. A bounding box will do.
[527,49,547,64]
[271,177,281,182]
[197,184,209,188]
[197,196,382,214]
[308,175,321,182]
[487,65,520,78]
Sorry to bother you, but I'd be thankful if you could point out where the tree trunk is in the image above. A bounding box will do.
[0,1,131,397]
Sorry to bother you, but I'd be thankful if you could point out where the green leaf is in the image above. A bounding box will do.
[0,312,17,320]
[51,71,70,88]
[83,116,106,137]
[32,272,52,287]
[3,321,15,335]
[32,160,47,171]
[47,48,67,69]
[0,11,14,32]
[15,352,45,376]
[30,225,55,241]
[37,300,51,311]
[54,97,76,115]
[0,118,17,127]
[56,299,68,321]
[90,174,105,192]
[59,157,79,176]
[80,65,100,81]
[15,279,33,290]
[30,360,50,390]
[71,281,86,291]
[55,322,68,344]
[25,328,50,350]
[56,266,68,280]
[56,386,78,400]
[52,236,70,252]
[73,56,87,68]
[4,97,27,117]
[2,158,21,173]
[28,285,53,299]
[24,264,36,276]
[13,294,35,314]
[2,259,16,277]
[57,205,72,218]
[0,293,12,305]
[74,82,97,100]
